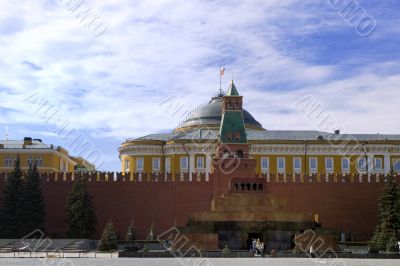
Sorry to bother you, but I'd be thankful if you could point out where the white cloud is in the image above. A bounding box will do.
[0,0,398,170]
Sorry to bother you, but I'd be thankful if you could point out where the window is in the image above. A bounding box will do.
[28,156,33,167]
[180,156,188,170]
[165,158,171,172]
[309,158,317,171]
[374,158,382,170]
[293,157,301,171]
[152,158,160,171]
[325,158,334,171]
[5,156,12,167]
[357,157,367,170]
[197,157,204,169]
[341,158,350,171]
[277,157,285,172]
[261,157,269,171]
[125,159,130,172]
[62,160,67,171]
[136,157,144,171]
[36,156,42,167]
[393,160,400,172]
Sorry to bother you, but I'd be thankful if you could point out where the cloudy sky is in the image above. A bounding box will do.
[0,0,399,171]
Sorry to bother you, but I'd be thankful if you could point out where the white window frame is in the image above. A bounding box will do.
[261,157,269,172]
[374,157,383,171]
[196,156,204,169]
[341,157,350,172]
[293,157,301,172]
[125,159,130,172]
[28,156,33,167]
[165,157,171,173]
[309,157,318,173]
[36,156,42,167]
[5,156,12,167]
[357,157,367,172]
[277,157,285,172]
[393,159,400,173]
[180,156,188,171]
[136,157,144,172]
[325,157,334,172]
[152,158,161,172]
[60,159,66,171]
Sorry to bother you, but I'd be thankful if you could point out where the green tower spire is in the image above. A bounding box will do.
[219,81,247,144]
[226,80,239,96]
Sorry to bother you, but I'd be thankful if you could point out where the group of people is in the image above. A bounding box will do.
[251,238,264,256]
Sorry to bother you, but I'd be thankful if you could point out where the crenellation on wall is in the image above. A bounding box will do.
[0,171,394,184]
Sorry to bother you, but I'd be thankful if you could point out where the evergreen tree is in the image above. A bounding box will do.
[369,170,400,252]
[125,220,136,241]
[22,163,46,236]
[65,177,97,238]
[0,156,25,238]
[98,220,118,252]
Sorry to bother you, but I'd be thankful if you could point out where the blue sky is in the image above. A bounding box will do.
[0,0,399,171]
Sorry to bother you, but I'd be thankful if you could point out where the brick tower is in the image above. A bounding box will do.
[212,81,257,198]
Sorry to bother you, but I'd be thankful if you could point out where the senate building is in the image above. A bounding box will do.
[119,81,400,180]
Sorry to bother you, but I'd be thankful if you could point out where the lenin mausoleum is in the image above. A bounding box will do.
[1,81,400,250]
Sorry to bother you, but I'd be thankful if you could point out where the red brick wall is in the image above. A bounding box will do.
[0,173,213,239]
[266,182,383,240]
[0,172,385,241]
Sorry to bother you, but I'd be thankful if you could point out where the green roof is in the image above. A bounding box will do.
[226,81,239,96]
[219,111,247,144]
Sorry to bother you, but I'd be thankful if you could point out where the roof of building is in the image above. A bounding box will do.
[123,84,400,145]
[0,139,51,149]
[175,95,263,131]
[125,129,400,143]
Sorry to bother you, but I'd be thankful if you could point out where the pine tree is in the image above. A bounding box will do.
[66,177,97,238]
[98,220,118,252]
[22,163,46,236]
[369,170,400,252]
[125,220,135,241]
[0,156,25,238]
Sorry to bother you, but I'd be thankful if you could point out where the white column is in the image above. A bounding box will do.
[206,154,211,181]
[384,153,390,175]
[189,154,195,181]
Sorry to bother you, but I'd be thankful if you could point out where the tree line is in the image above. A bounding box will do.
[0,156,98,239]
[0,156,136,252]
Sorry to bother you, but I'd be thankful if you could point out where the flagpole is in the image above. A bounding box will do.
[219,65,222,95]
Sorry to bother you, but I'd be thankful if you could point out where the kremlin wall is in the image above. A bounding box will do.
[0,171,387,243]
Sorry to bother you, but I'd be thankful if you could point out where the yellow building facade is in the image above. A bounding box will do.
[0,137,76,172]
[119,83,400,178]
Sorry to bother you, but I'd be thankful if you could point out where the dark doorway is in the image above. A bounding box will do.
[247,232,262,250]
